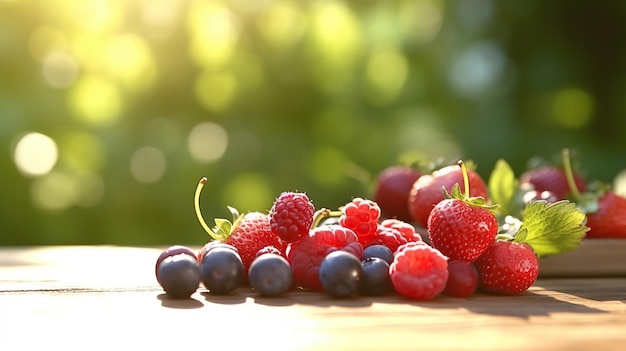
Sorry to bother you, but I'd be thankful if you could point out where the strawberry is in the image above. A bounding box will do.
[286,225,363,291]
[474,240,539,295]
[408,162,489,228]
[560,148,626,238]
[373,165,422,222]
[520,165,587,201]
[269,191,315,243]
[193,178,287,275]
[426,161,499,263]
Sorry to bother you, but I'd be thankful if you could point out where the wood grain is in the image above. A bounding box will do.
[1,245,626,351]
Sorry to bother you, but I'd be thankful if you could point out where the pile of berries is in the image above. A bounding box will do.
[156,148,621,300]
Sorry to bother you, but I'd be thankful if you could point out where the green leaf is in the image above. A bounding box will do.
[443,183,500,211]
[212,218,232,241]
[488,159,520,217]
[514,200,589,257]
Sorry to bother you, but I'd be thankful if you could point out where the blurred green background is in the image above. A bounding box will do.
[2,0,626,246]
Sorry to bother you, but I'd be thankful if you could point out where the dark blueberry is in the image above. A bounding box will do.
[248,253,293,297]
[359,257,392,296]
[198,241,238,263]
[155,245,197,285]
[318,250,363,298]
[200,247,244,295]
[362,244,394,264]
[157,253,201,299]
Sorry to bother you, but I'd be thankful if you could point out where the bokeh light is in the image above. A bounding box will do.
[13,132,59,177]
[187,122,229,163]
[130,147,167,183]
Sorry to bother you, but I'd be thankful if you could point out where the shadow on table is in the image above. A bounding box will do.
[157,293,204,309]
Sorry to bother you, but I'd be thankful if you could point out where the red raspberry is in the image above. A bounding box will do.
[269,192,315,243]
[380,218,422,242]
[366,225,408,253]
[339,197,381,245]
[389,244,449,300]
[286,225,363,291]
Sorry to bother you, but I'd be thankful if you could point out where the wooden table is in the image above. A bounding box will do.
[1,245,626,350]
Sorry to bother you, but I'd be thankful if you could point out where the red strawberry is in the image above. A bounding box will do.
[339,197,381,245]
[286,225,363,291]
[426,161,499,263]
[269,192,315,243]
[520,165,586,201]
[389,243,449,300]
[580,191,626,238]
[474,240,539,295]
[408,163,489,228]
[373,165,422,222]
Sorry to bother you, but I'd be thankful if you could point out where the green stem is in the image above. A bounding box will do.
[194,177,220,240]
[458,160,470,198]
[562,148,582,201]
[311,208,343,228]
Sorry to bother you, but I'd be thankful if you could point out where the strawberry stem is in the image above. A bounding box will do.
[311,208,342,228]
[458,160,470,198]
[194,177,221,241]
[562,148,582,201]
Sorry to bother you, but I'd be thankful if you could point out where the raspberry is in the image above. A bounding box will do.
[380,218,422,242]
[389,244,449,300]
[286,224,363,291]
[339,197,381,245]
[269,192,315,243]
[366,225,407,253]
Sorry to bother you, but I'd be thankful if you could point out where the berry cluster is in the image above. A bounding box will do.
[156,148,605,301]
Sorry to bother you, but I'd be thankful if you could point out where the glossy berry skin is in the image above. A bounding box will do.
[197,241,238,264]
[269,192,315,243]
[224,212,287,275]
[248,253,294,297]
[427,198,498,263]
[442,260,478,298]
[408,165,489,228]
[520,166,586,201]
[389,244,448,300]
[200,247,244,295]
[287,225,363,291]
[362,244,394,264]
[157,254,201,299]
[319,250,364,298]
[339,198,381,245]
[155,245,197,286]
[585,191,626,238]
[374,165,422,222]
[474,240,539,295]
[359,257,392,296]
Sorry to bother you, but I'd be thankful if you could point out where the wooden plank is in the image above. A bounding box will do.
[1,246,626,350]
[539,239,626,278]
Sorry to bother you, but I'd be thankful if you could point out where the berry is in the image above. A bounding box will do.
[442,260,478,298]
[255,245,284,258]
[287,224,363,291]
[389,243,448,300]
[362,244,394,264]
[157,254,201,299]
[474,240,539,295]
[155,245,197,285]
[379,218,422,242]
[520,165,586,201]
[248,253,294,297]
[194,178,287,276]
[582,191,626,238]
[339,197,381,245]
[359,257,392,296]
[367,225,407,253]
[408,163,489,228]
[373,165,422,222]
[197,241,238,264]
[200,247,244,295]
[521,189,559,204]
[269,192,315,243]
[319,250,364,298]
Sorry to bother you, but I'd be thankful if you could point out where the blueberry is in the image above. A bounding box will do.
[200,247,244,295]
[362,244,394,264]
[248,253,293,297]
[319,250,363,298]
[157,253,201,299]
[359,257,392,296]
[155,245,197,285]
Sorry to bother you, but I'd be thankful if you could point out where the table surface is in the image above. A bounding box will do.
[1,245,626,351]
